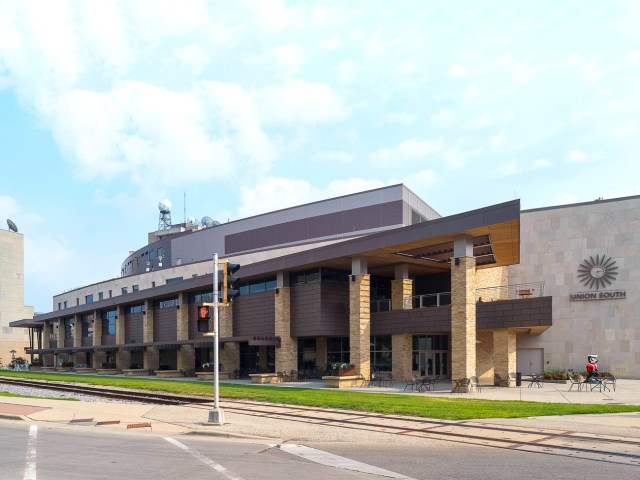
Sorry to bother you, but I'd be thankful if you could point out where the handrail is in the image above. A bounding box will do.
[413,292,452,308]
[475,281,546,302]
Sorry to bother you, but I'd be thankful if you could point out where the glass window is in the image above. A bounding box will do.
[157,247,164,258]
[63,300,67,308]
[154,298,178,309]
[197,319,210,332]
[98,292,104,301]
[101,309,117,336]
[126,304,144,314]
[327,336,350,365]
[166,277,183,285]
[370,335,392,372]
[81,313,94,338]
[64,317,74,339]
[149,249,155,260]
[58,302,61,310]
[121,287,128,295]
[85,294,93,304]
[132,285,139,292]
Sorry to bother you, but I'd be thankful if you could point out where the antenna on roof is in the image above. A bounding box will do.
[158,199,172,230]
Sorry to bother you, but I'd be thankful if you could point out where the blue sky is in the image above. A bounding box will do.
[1,1,639,313]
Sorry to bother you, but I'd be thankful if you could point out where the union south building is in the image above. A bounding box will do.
[12,184,640,381]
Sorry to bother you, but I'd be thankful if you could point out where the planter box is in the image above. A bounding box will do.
[96,368,121,375]
[196,371,230,381]
[322,375,359,388]
[542,379,569,384]
[123,369,151,376]
[55,367,73,372]
[249,373,280,384]
[330,368,355,377]
[74,368,96,374]
[41,367,57,372]
[154,370,184,378]
[28,366,43,371]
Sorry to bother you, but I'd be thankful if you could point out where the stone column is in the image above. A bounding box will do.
[350,263,371,380]
[72,314,83,365]
[275,283,296,373]
[392,334,413,380]
[493,329,517,386]
[451,235,477,383]
[176,293,194,372]
[219,304,238,374]
[143,300,159,371]
[116,306,130,370]
[316,337,327,369]
[391,264,413,310]
[43,322,53,367]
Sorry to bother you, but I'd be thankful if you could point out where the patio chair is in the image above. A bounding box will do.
[356,373,369,387]
[277,371,287,383]
[603,374,616,392]
[508,372,517,387]
[403,376,419,392]
[451,378,471,393]
[417,377,433,392]
[470,376,481,392]
[494,373,509,387]
[568,374,583,391]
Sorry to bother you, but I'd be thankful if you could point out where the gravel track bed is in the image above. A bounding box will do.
[0,383,143,404]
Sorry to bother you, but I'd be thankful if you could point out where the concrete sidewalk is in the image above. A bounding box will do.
[2,378,640,442]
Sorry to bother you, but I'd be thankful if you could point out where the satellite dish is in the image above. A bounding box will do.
[158,199,172,213]
[187,216,198,225]
[201,216,215,227]
[6,219,18,233]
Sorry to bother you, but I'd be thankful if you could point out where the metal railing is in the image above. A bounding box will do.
[475,281,545,302]
[413,292,452,308]
[370,299,392,313]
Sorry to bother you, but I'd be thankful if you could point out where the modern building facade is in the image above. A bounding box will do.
[11,185,638,380]
[0,228,34,365]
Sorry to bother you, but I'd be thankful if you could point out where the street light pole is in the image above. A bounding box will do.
[208,253,225,424]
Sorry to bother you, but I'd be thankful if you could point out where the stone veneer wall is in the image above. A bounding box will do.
[475,331,494,382]
[391,333,412,380]
[451,256,476,380]
[509,196,640,377]
[350,274,371,380]
[274,287,297,373]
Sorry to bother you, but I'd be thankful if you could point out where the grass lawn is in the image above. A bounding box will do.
[1,370,639,420]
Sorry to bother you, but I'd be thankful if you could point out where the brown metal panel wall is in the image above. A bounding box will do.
[64,338,74,348]
[372,306,452,335]
[81,337,92,347]
[125,313,144,343]
[477,296,552,329]
[291,283,350,337]
[188,304,200,339]
[153,308,178,342]
[233,291,276,337]
[102,334,116,345]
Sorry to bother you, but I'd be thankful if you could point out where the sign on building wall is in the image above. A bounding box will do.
[570,254,626,301]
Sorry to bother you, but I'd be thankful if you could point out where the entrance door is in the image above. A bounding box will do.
[516,348,544,375]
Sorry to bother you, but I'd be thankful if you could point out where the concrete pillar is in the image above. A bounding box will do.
[177,293,189,341]
[350,271,371,380]
[316,337,328,369]
[391,264,412,310]
[493,329,517,386]
[219,304,239,374]
[177,345,195,372]
[392,333,413,380]
[115,306,129,370]
[43,322,53,367]
[275,285,296,373]
[144,348,159,372]
[143,300,154,343]
[451,235,477,382]
[72,314,82,347]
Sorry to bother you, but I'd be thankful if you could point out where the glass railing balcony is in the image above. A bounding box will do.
[475,281,546,302]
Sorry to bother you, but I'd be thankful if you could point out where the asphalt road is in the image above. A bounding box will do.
[2,419,639,480]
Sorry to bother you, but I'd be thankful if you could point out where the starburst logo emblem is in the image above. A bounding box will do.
[577,255,618,290]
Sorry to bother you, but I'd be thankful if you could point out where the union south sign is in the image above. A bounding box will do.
[570,254,626,301]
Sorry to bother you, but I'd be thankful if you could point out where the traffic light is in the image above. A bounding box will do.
[220,261,241,305]
[198,305,211,319]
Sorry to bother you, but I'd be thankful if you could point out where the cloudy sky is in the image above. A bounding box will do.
[1,1,639,312]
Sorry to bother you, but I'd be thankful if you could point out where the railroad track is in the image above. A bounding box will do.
[2,376,640,466]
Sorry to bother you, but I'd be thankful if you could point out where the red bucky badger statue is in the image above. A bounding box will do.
[585,354,598,382]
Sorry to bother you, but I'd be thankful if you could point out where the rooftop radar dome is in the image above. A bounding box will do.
[6,219,18,233]
[158,199,172,213]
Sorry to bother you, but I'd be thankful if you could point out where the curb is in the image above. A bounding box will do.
[0,413,25,421]
[188,428,280,441]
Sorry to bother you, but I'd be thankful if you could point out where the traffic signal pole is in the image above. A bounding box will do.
[208,253,225,424]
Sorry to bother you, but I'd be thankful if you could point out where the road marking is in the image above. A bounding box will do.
[24,424,37,480]
[278,444,415,479]
[164,437,245,480]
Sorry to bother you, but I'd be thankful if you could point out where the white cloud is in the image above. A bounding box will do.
[401,169,437,189]
[430,109,455,128]
[532,158,552,169]
[258,81,348,125]
[450,64,468,77]
[463,84,478,103]
[250,44,306,76]
[370,138,444,165]
[395,59,417,75]
[333,59,356,84]
[325,178,385,198]
[627,50,640,64]
[380,112,417,125]
[466,114,493,129]
[167,44,211,75]
[566,149,587,163]
[490,130,506,150]
[312,151,354,163]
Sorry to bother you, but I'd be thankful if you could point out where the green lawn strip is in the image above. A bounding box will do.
[1,371,639,420]
[0,391,78,401]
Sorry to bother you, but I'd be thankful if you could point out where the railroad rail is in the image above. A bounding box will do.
[2,376,640,466]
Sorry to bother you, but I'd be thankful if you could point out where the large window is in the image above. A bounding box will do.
[101,310,117,336]
[412,334,449,377]
[238,277,276,296]
[85,294,94,304]
[327,337,350,365]
[81,313,94,338]
[126,304,144,314]
[154,297,178,309]
[370,335,392,372]
[191,290,214,304]
[63,317,74,339]
[297,338,316,370]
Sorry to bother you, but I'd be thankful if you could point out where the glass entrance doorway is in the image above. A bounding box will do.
[413,334,450,377]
